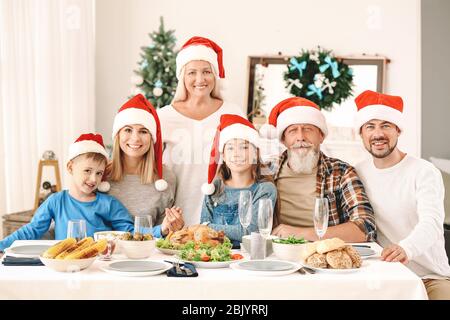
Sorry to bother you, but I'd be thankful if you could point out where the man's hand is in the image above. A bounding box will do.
[161,207,184,236]
[381,244,409,264]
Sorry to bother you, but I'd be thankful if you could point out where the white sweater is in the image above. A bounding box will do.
[356,155,450,279]
[157,102,245,226]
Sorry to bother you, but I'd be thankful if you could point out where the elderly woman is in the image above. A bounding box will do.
[101,94,184,238]
[158,36,245,226]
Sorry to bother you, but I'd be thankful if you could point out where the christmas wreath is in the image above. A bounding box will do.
[284,47,354,111]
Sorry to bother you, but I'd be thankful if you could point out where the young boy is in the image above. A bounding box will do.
[0,133,134,251]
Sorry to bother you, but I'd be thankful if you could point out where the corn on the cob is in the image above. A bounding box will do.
[42,238,77,259]
[64,239,107,260]
[55,237,94,259]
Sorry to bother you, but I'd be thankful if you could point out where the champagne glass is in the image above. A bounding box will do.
[313,198,329,241]
[257,198,273,259]
[134,215,153,239]
[238,190,253,236]
[67,219,87,241]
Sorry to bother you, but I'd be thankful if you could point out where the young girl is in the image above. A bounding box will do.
[100,94,184,238]
[200,114,277,247]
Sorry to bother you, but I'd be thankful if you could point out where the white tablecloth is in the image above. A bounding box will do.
[0,240,428,300]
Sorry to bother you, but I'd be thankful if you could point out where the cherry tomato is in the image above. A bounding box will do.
[200,253,210,262]
[231,253,244,260]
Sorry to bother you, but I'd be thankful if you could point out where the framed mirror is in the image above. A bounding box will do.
[246,54,389,165]
[246,55,388,122]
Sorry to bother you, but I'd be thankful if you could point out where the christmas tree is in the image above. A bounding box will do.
[133,17,178,108]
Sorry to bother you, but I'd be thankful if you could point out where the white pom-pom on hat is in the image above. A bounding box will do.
[259,123,277,139]
[201,182,215,195]
[155,179,168,192]
[97,181,110,193]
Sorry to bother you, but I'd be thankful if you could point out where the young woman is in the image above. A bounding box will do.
[200,114,277,247]
[101,94,184,238]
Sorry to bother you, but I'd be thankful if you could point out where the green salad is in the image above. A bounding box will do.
[156,237,185,250]
[179,239,242,262]
[273,236,308,244]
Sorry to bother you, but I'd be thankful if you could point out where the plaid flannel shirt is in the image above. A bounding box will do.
[274,151,376,241]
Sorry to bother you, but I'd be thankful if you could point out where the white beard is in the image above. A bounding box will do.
[287,143,320,174]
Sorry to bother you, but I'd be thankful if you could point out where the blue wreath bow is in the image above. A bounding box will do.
[289,57,307,76]
[319,56,341,78]
[306,84,323,100]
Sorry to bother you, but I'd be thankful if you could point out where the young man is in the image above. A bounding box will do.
[354,90,450,300]
[259,97,376,242]
[0,133,134,251]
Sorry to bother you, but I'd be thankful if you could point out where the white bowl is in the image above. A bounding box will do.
[241,235,277,256]
[118,239,156,259]
[39,256,97,272]
[271,241,307,262]
[93,231,127,254]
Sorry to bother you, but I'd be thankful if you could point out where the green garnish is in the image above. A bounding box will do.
[273,236,308,244]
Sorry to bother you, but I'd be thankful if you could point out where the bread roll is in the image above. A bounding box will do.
[301,242,318,261]
[316,238,346,254]
[326,249,353,269]
[306,253,328,268]
[344,245,362,268]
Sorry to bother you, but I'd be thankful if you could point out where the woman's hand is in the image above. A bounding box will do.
[161,207,184,236]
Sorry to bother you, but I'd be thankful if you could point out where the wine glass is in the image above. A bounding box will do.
[257,198,273,259]
[67,219,87,241]
[134,215,153,239]
[313,197,329,241]
[238,190,253,236]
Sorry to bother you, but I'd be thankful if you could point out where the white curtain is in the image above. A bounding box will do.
[0,0,95,216]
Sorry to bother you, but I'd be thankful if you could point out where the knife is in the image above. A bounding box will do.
[351,245,371,248]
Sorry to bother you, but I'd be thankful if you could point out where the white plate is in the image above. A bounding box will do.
[353,247,376,257]
[156,247,181,255]
[101,260,172,277]
[184,259,243,269]
[230,260,301,276]
[303,261,367,273]
[238,260,295,271]
[108,260,167,272]
[5,245,52,258]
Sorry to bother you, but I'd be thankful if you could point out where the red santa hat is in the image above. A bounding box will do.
[354,90,404,131]
[103,94,167,193]
[259,97,328,140]
[201,114,260,195]
[176,36,225,79]
[68,133,109,162]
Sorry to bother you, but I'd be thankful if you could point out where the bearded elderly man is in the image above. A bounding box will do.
[259,97,375,242]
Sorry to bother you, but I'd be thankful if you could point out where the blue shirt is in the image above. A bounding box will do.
[200,179,277,246]
[0,190,134,251]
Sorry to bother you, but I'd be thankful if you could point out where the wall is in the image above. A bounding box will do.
[421,0,450,160]
[96,0,421,156]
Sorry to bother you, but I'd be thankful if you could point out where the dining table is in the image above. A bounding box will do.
[0,240,428,300]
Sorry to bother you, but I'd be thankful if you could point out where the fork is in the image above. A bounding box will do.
[180,264,193,276]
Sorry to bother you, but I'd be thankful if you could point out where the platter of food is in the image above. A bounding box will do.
[301,238,365,273]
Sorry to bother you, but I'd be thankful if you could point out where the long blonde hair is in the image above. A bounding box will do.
[109,134,157,184]
[172,63,223,103]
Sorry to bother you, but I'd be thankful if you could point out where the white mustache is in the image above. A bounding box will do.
[291,141,313,149]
